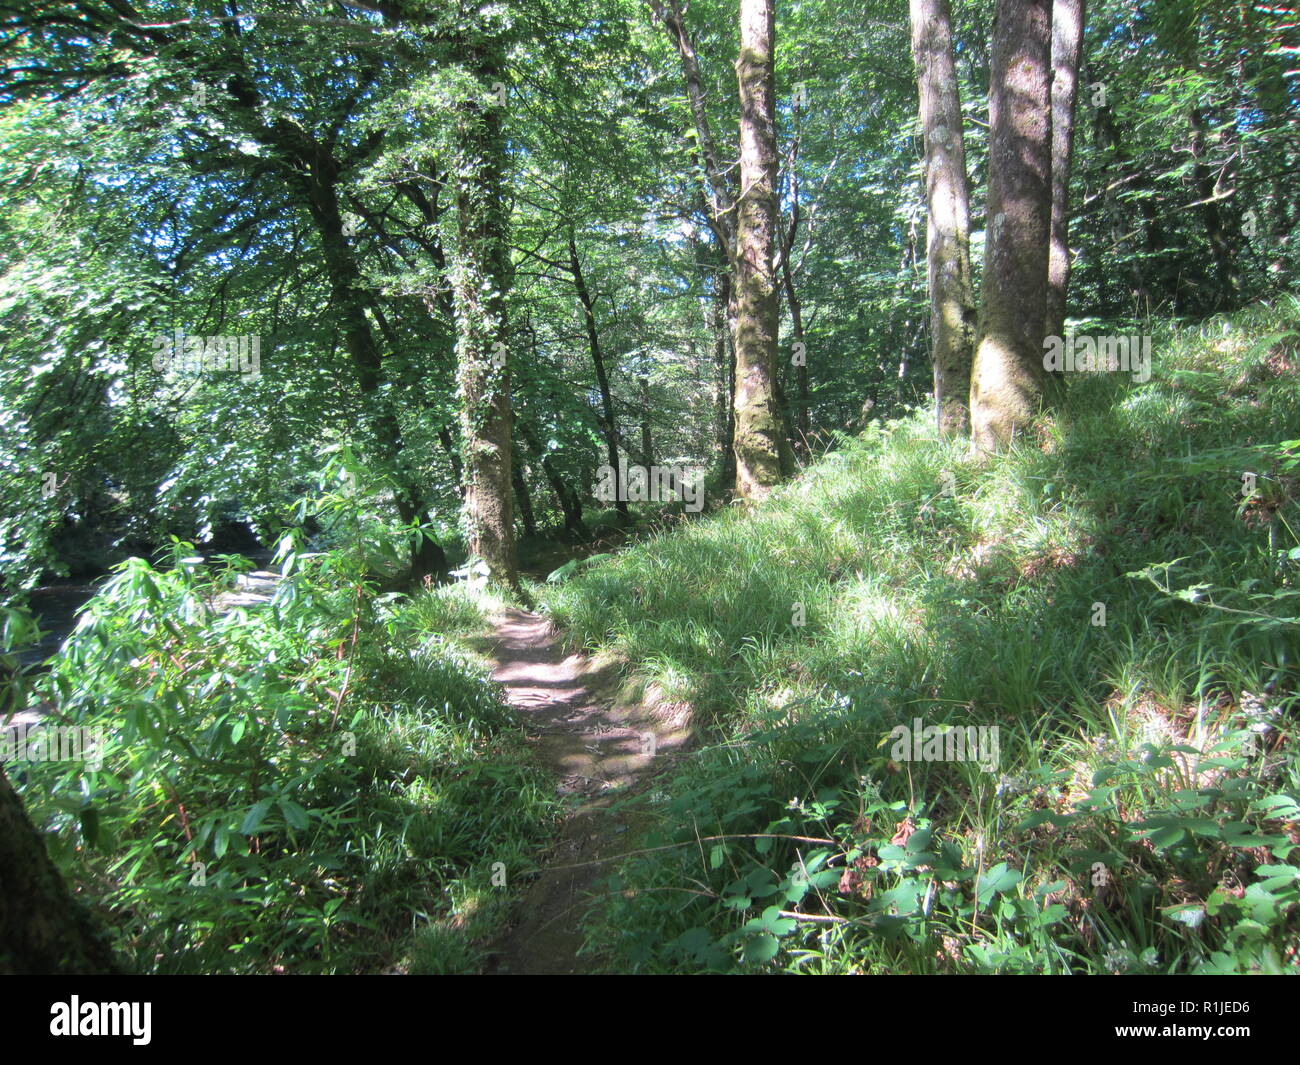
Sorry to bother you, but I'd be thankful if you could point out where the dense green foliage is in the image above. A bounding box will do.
[0,0,1297,974]
[10,473,556,973]
[4,0,1295,586]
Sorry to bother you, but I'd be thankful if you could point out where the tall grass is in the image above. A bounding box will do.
[537,299,1300,973]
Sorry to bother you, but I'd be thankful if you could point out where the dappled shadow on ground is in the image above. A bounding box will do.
[473,608,689,974]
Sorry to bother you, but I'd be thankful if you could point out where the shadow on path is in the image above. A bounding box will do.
[477,609,690,974]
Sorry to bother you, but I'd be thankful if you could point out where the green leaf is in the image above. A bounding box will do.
[977,862,1021,904]
[741,931,780,965]
[1255,794,1300,819]
[240,799,272,836]
[748,905,796,936]
[279,799,311,830]
[213,822,230,859]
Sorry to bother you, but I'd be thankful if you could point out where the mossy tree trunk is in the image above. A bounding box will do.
[451,38,520,591]
[969,0,1053,455]
[0,765,120,974]
[910,0,976,438]
[732,0,786,500]
[1045,0,1087,343]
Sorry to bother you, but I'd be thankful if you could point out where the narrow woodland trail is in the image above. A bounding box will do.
[478,609,688,974]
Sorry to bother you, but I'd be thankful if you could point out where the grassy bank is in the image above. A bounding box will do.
[536,300,1300,973]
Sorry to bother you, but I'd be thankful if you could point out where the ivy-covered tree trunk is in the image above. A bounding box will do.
[451,40,520,591]
[910,0,976,438]
[0,765,120,974]
[970,0,1053,455]
[731,0,786,500]
[1045,0,1087,343]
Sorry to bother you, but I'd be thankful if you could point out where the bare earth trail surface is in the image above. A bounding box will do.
[476,608,690,974]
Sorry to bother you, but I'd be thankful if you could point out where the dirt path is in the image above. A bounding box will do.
[477,608,688,974]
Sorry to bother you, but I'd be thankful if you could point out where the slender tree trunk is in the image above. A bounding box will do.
[722,297,737,485]
[732,0,786,499]
[970,0,1054,455]
[650,2,745,488]
[300,157,450,583]
[511,449,537,539]
[519,326,588,540]
[1190,108,1243,307]
[647,0,737,256]
[695,235,736,486]
[521,422,587,539]
[1045,0,1087,342]
[568,231,629,523]
[0,765,121,974]
[780,251,810,451]
[639,376,654,469]
[777,123,811,454]
[910,0,976,438]
[450,41,519,590]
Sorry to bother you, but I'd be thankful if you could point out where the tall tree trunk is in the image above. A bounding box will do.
[694,234,736,486]
[780,250,810,451]
[639,376,654,469]
[777,119,811,454]
[1045,0,1087,343]
[450,41,519,591]
[300,156,450,584]
[970,0,1054,455]
[521,421,587,540]
[568,231,629,523]
[732,0,786,499]
[0,766,121,974]
[512,448,537,540]
[722,298,738,485]
[910,0,976,438]
[519,325,588,540]
[1190,107,1243,307]
[647,0,737,256]
[650,2,745,488]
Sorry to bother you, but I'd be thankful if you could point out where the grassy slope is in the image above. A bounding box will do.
[535,300,1300,973]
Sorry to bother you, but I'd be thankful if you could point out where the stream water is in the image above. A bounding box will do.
[15,549,275,670]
